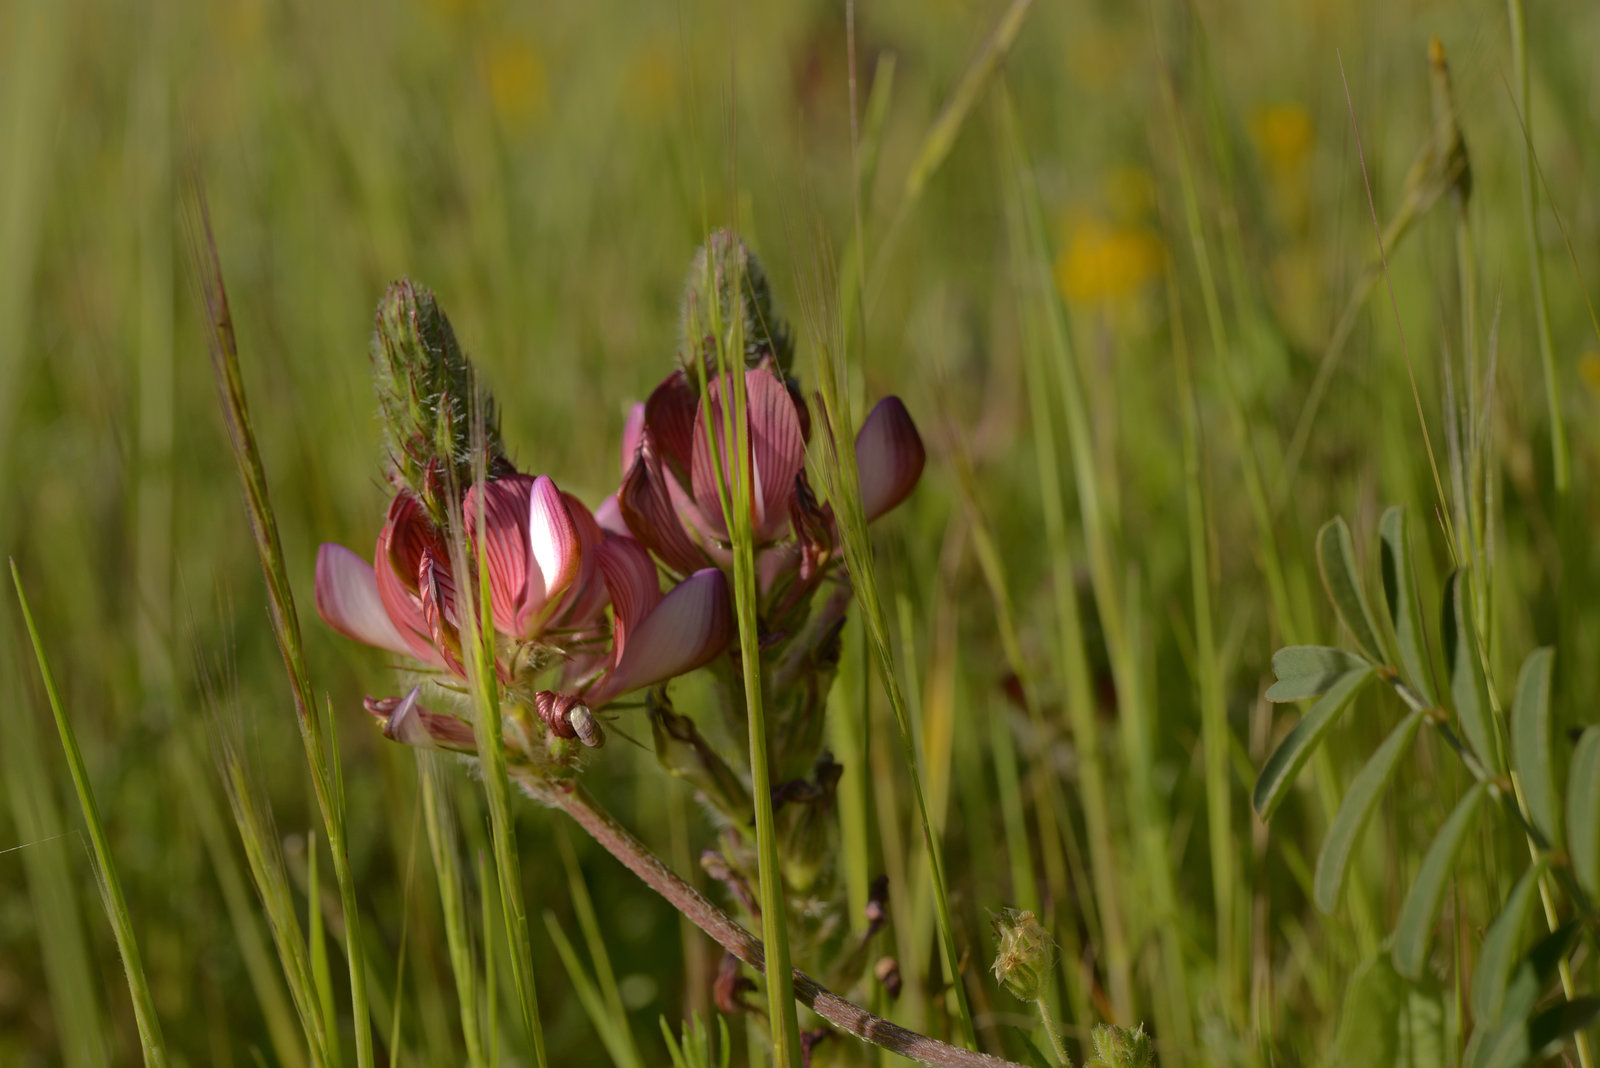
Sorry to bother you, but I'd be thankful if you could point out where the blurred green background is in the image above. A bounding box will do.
[4,0,1600,1063]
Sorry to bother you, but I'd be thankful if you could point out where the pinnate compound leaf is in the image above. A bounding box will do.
[1332,954,1447,1068]
[1314,709,1425,913]
[1392,781,1488,979]
[1379,507,1436,705]
[1442,572,1502,774]
[1317,516,1387,663]
[1566,726,1600,900]
[1254,667,1376,820]
[1267,645,1372,703]
[1469,863,1545,1025]
[1509,649,1558,847]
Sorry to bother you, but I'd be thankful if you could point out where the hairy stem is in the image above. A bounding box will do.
[512,773,1022,1068]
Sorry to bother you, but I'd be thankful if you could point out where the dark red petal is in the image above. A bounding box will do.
[855,396,926,522]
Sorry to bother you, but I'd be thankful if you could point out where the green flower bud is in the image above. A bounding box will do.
[371,279,508,526]
[648,691,751,822]
[679,229,794,382]
[1090,1023,1154,1068]
[990,908,1056,1003]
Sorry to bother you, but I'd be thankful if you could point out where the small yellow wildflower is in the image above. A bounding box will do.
[484,38,548,123]
[1250,103,1315,175]
[1054,213,1165,307]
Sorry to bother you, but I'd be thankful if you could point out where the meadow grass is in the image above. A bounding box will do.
[4,0,1600,1065]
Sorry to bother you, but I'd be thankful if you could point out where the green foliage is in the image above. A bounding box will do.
[1331,956,1446,1068]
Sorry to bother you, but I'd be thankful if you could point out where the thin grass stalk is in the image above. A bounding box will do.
[1166,263,1240,1011]
[995,89,1130,1020]
[449,424,549,1066]
[307,831,340,1067]
[541,910,641,1068]
[796,242,980,1048]
[2,639,110,1068]
[11,562,169,1066]
[554,825,646,1068]
[419,757,487,1068]
[692,248,804,1065]
[387,792,423,1065]
[478,850,500,1067]
[184,188,373,1068]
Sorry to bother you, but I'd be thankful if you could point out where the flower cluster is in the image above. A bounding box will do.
[314,234,925,803]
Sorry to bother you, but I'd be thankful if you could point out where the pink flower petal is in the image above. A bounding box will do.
[315,543,414,656]
[585,568,733,706]
[370,687,475,751]
[621,402,646,476]
[618,441,709,575]
[594,493,629,538]
[375,498,447,668]
[516,475,582,636]
[644,369,699,476]
[855,396,926,522]
[464,474,535,635]
[595,536,662,664]
[690,369,804,543]
[552,493,611,627]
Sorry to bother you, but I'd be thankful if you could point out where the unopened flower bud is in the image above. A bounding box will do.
[1090,1023,1154,1068]
[371,279,508,526]
[991,908,1056,1003]
[679,229,793,381]
[874,956,902,1000]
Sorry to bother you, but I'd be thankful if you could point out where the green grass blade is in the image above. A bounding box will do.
[1254,666,1376,820]
[1379,507,1438,705]
[1392,781,1488,980]
[1443,572,1503,775]
[1469,862,1544,1025]
[11,561,168,1066]
[1316,518,1387,664]
[1266,646,1373,703]
[554,827,645,1068]
[419,757,485,1067]
[1565,727,1600,901]
[542,911,643,1068]
[1314,709,1425,913]
[307,831,340,1067]
[1509,649,1558,847]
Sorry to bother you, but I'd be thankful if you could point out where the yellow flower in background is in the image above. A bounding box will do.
[623,37,679,121]
[1054,213,1166,307]
[485,37,548,123]
[1578,352,1600,400]
[1250,103,1314,174]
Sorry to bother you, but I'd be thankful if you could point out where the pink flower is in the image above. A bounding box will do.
[853,396,926,523]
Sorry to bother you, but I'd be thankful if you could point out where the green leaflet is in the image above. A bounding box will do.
[1392,781,1488,979]
[1314,710,1426,913]
[1468,863,1545,1024]
[1509,649,1558,847]
[1266,645,1373,703]
[1254,667,1376,820]
[1317,517,1388,664]
[1442,573,1502,774]
[1566,727,1600,900]
[1379,507,1436,706]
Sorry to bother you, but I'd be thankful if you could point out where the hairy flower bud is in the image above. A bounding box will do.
[371,279,508,525]
[991,908,1056,1003]
[1091,1023,1154,1068]
[680,229,793,381]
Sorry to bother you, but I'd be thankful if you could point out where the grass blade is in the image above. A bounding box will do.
[542,911,643,1068]
[419,757,486,1067]
[11,561,168,1066]
[1392,781,1488,980]
[1316,517,1386,664]
[1565,727,1600,900]
[1314,709,1426,913]
[1254,666,1376,820]
[1379,507,1437,705]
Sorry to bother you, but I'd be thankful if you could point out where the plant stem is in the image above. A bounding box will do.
[1033,996,1071,1067]
[516,774,1023,1068]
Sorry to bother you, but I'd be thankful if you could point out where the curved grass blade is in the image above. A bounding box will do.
[1510,649,1558,846]
[1392,781,1488,979]
[11,562,169,1066]
[1469,863,1545,1025]
[1443,572,1501,774]
[1314,709,1425,913]
[1566,726,1600,900]
[1266,646,1372,703]
[1317,517,1386,663]
[1254,666,1376,820]
[1379,507,1436,705]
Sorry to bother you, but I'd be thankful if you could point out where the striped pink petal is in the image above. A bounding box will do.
[516,475,582,635]
[618,440,709,575]
[464,474,536,635]
[585,567,733,706]
[315,543,413,656]
[644,369,699,475]
[595,536,662,669]
[621,402,646,475]
[855,396,926,522]
[690,368,804,543]
[552,492,611,627]
[594,493,629,538]
[375,497,447,668]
